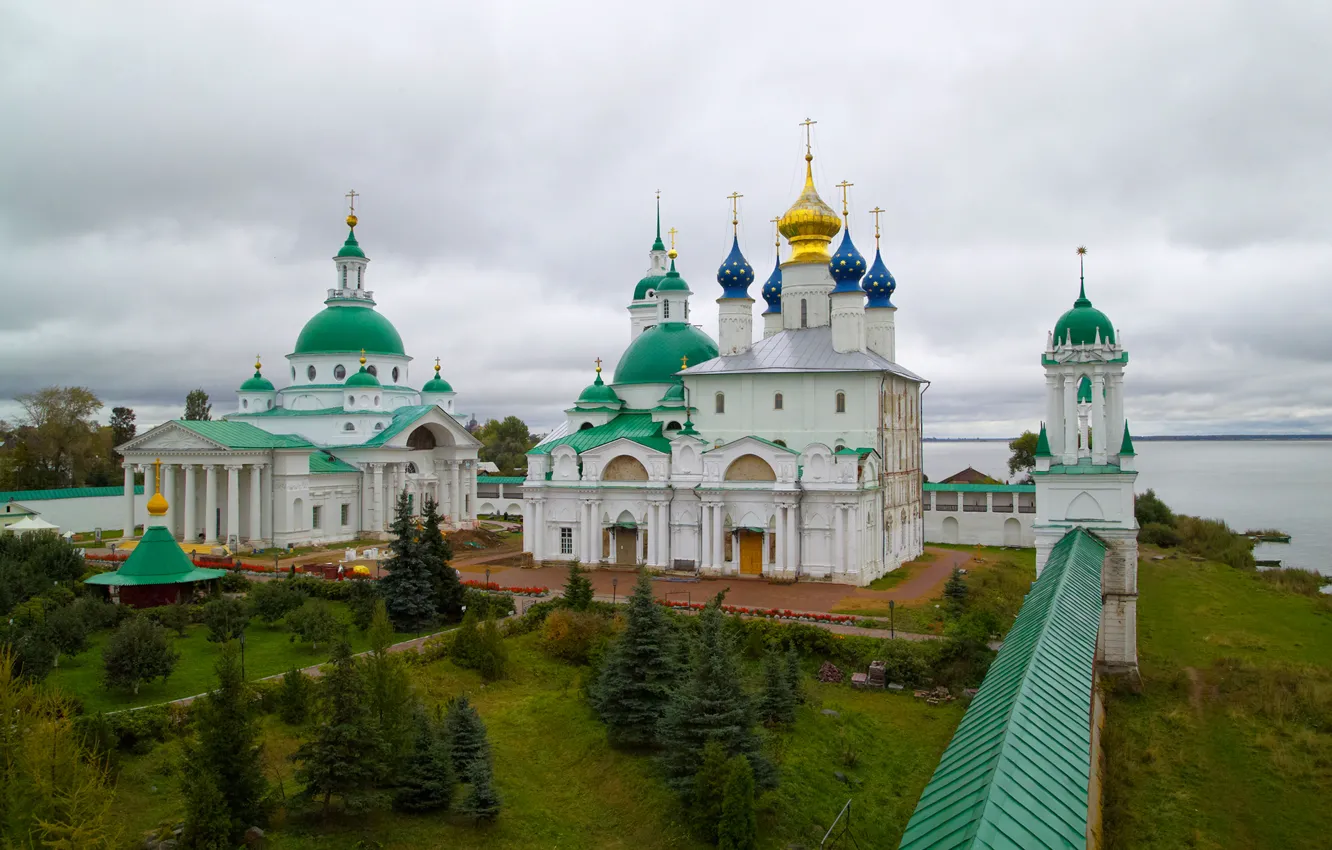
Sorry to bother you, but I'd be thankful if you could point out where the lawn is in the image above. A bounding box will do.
[108,632,965,848]
[864,552,936,591]
[48,602,416,713]
[1102,551,1332,849]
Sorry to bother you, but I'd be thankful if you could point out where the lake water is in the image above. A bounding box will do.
[924,440,1332,576]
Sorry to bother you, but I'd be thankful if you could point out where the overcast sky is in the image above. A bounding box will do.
[2,0,1330,437]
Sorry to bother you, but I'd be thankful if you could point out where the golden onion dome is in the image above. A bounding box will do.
[146,458,169,518]
[778,154,841,265]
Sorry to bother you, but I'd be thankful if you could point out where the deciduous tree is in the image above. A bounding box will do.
[1007,430,1039,481]
[102,616,178,695]
[184,389,212,421]
[286,599,343,650]
[202,596,249,643]
[475,415,536,475]
[249,580,306,625]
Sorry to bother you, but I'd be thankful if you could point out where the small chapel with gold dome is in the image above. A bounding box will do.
[522,126,925,585]
[113,204,483,550]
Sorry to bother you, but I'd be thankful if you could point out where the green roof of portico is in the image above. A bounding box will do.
[83,526,227,587]
[530,414,671,456]
[173,421,312,450]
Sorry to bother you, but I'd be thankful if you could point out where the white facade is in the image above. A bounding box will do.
[922,485,1037,547]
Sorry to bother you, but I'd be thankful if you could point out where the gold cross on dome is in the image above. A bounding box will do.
[594,357,602,373]
[726,191,743,232]
[835,180,854,219]
[800,117,817,155]
[869,206,885,245]
[681,355,689,369]
[667,227,678,252]
[345,189,359,214]
[771,216,781,248]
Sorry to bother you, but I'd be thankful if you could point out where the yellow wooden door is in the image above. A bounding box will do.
[739,531,763,575]
[616,530,637,565]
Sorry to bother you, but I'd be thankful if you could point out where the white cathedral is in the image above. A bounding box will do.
[116,209,483,549]
[520,142,925,585]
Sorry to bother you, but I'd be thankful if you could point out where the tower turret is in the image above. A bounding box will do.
[716,192,756,356]
[761,218,784,339]
[237,355,277,414]
[421,357,458,413]
[863,206,899,360]
[828,180,866,353]
[629,193,671,340]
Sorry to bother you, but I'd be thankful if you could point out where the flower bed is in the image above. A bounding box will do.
[657,599,858,625]
[461,579,548,597]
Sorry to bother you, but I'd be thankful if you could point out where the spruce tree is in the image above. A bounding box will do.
[562,562,594,611]
[717,755,758,850]
[180,765,233,850]
[294,642,387,815]
[380,491,438,630]
[659,597,774,792]
[757,646,796,726]
[688,740,730,843]
[420,495,465,620]
[477,615,509,681]
[365,600,414,764]
[944,567,968,613]
[278,667,312,725]
[593,570,676,748]
[785,645,803,705]
[392,710,456,813]
[450,608,483,669]
[458,756,502,822]
[186,642,267,841]
[442,695,490,777]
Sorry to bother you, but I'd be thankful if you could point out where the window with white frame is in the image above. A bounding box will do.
[715,392,725,414]
[560,527,573,554]
[835,391,846,413]
[340,504,350,526]
[312,506,322,529]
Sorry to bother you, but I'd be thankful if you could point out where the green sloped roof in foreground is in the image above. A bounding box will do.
[529,414,671,456]
[83,526,227,586]
[173,420,313,450]
[899,527,1105,850]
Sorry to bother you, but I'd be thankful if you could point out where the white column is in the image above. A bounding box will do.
[452,461,462,523]
[713,505,724,570]
[1045,373,1062,457]
[183,464,196,542]
[775,505,786,572]
[260,463,272,541]
[248,464,263,543]
[159,463,173,535]
[122,462,136,538]
[522,500,533,553]
[1093,374,1108,464]
[469,463,478,521]
[533,499,544,561]
[372,464,385,530]
[1062,373,1078,465]
[226,465,241,546]
[700,504,712,568]
[660,500,670,567]
[834,505,845,576]
[787,505,799,575]
[204,464,218,543]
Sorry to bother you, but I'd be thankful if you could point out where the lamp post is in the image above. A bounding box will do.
[889,599,895,639]
[485,567,491,589]
[612,577,618,605]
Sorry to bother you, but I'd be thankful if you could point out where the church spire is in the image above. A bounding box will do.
[331,194,372,302]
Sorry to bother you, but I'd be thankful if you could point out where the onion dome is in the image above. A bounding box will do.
[655,259,691,293]
[422,358,453,393]
[345,353,381,388]
[576,363,622,408]
[633,274,662,301]
[336,215,365,258]
[658,382,686,406]
[829,229,866,292]
[239,357,275,392]
[778,154,841,265]
[145,459,168,518]
[716,235,755,298]
[862,248,896,308]
[1054,250,1115,346]
[761,256,783,314]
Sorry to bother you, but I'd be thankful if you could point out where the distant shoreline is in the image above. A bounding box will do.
[924,435,1332,443]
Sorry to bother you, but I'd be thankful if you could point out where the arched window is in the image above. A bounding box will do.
[685,301,689,320]
[242,399,249,409]
[291,367,296,380]
[374,422,385,431]
[715,392,725,414]
[800,299,808,328]
[579,422,594,431]
[773,439,787,447]
[307,365,316,381]
[341,267,347,286]
[666,421,682,431]
[774,392,783,410]
[347,395,355,406]
[835,391,846,413]
[366,364,377,377]
[343,422,355,431]
[392,366,400,383]
[334,364,346,380]
[267,399,273,409]
[664,300,671,319]
[373,395,380,406]
[357,267,363,288]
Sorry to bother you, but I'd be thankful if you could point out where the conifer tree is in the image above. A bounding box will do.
[185,642,267,840]
[477,615,509,681]
[278,667,311,725]
[688,740,730,843]
[785,645,803,705]
[450,607,483,669]
[659,596,774,792]
[562,561,594,611]
[392,711,456,813]
[420,495,465,620]
[442,695,490,777]
[364,600,414,764]
[458,756,502,822]
[717,755,758,850]
[380,491,438,630]
[944,567,968,613]
[294,642,386,815]
[180,765,233,850]
[757,646,796,726]
[593,570,676,748]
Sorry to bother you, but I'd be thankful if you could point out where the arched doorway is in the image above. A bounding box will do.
[942,515,959,544]
[1004,517,1022,547]
[613,509,638,565]
[724,454,776,481]
[603,455,649,481]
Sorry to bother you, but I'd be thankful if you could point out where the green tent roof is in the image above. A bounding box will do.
[530,414,671,456]
[1035,422,1052,458]
[1119,421,1136,456]
[83,526,227,587]
[899,528,1105,850]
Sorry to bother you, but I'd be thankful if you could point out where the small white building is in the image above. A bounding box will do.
[922,482,1036,547]
[522,146,925,585]
[116,209,482,549]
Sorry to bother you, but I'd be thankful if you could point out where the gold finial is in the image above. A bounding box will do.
[770,216,781,253]
[869,206,885,248]
[434,356,441,374]
[254,354,262,372]
[345,189,359,228]
[800,117,817,161]
[727,191,743,235]
[594,357,602,374]
[681,355,689,369]
[1077,245,1087,255]
[835,180,854,221]
[667,227,678,259]
[146,457,168,518]
[359,348,367,366]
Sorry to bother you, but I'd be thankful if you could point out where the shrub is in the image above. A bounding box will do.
[344,580,382,631]
[477,617,509,681]
[540,609,613,664]
[462,588,515,620]
[71,595,129,631]
[1134,489,1175,527]
[103,617,180,695]
[278,668,313,725]
[1176,516,1255,570]
[219,572,253,593]
[450,609,483,669]
[1258,568,1327,597]
[504,599,560,636]
[151,603,193,637]
[1140,522,1182,548]
[202,597,250,643]
[248,580,307,625]
[287,599,345,649]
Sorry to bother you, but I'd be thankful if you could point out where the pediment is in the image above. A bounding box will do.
[382,407,482,450]
[120,422,227,453]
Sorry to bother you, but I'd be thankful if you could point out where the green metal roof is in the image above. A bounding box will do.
[422,374,454,393]
[230,406,348,419]
[1032,457,1134,476]
[613,322,717,385]
[477,475,525,485]
[344,366,381,388]
[1053,280,1115,347]
[173,421,313,450]
[898,528,1105,850]
[1035,423,1052,458]
[83,526,228,587]
[654,260,691,293]
[309,452,359,475]
[1119,421,1136,456]
[357,405,436,447]
[293,303,405,356]
[834,446,876,457]
[530,414,671,456]
[239,370,275,392]
[924,482,1035,493]
[0,485,144,503]
[336,226,366,258]
[708,435,799,455]
[576,371,623,408]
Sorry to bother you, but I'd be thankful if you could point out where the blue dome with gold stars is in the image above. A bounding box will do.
[716,236,755,299]
[829,229,866,292]
[761,256,782,314]
[863,247,896,308]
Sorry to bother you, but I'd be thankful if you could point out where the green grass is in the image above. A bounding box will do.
[864,552,936,590]
[47,602,415,713]
[107,633,964,848]
[1103,553,1332,849]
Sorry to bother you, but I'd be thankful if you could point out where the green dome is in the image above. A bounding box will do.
[294,304,405,356]
[336,227,365,258]
[1054,284,1115,346]
[614,322,718,385]
[576,370,622,407]
[239,370,275,392]
[1077,375,1092,403]
[659,383,685,404]
[633,273,664,301]
[345,366,381,388]
[422,374,454,394]
[655,260,691,293]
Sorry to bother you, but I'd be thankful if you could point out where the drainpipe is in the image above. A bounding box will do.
[919,380,931,553]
